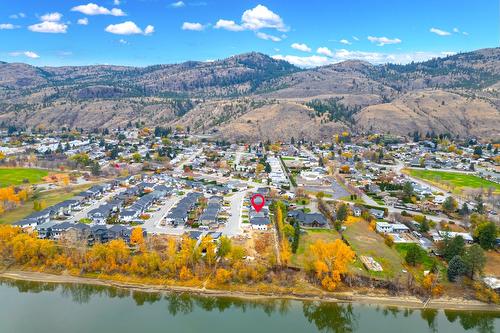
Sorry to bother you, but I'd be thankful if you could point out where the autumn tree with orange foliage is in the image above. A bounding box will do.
[422,273,443,297]
[307,239,355,291]
[0,186,33,216]
[130,227,145,251]
[274,201,291,266]
[215,268,232,284]
[0,224,267,287]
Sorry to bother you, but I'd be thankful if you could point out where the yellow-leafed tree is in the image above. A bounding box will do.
[307,239,355,291]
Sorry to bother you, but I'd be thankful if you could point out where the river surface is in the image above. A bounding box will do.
[0,279,498,333]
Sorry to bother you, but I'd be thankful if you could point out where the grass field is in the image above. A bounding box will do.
[291,228,340,267]
[0,168,49,188]
[0,184,92,224]
[484,251,500,277]
[343,220,405,279]
[406,168,500,193]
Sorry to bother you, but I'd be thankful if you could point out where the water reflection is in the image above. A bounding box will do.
[444,310,497,333]
[302,301,358,333]
[1,278,498,333]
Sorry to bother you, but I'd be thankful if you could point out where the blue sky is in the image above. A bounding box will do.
[0,0,498,67]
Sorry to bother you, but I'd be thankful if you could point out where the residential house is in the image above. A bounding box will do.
[250,216,270,230]
[288,210,328,228]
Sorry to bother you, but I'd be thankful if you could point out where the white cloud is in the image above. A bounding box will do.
[367,36,401,46]
[215,4,288,33]
[182,22,205,31]
[40,12,62,22]
[441,51,456,56]
[256,32,281,42]
[105,21,154,35]
[171,1,185,7]
[71,3,126,16]
[9,13,26,19]
[272,54,331,67]
[291,43,311,52]
[273,49,455,68]
[339,39,351,45]
[28,21,67,33]
[317,47,333,57]
[118,38,128,44]
[9,51,40,59]
[114,0,121,5]
[429,27,450,36]
[352,36,359,41]
[77,18,89,25]
[0,23,19,30]
[451,27,468,35]
[241,5,287,31]
[144,25,154,35]
[214,19,244,31]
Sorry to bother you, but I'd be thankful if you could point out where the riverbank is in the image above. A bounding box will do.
[1,269,498,312]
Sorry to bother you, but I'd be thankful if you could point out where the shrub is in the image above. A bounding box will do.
[384,235,394,247]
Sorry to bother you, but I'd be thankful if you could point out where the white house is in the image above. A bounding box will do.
[433,195,446,204]
[392,223,410,233]
[376,222,393,233]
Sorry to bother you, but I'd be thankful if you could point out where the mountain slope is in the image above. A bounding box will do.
[0,48,499,141]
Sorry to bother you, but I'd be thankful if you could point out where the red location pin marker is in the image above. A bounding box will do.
[250,194,265,213]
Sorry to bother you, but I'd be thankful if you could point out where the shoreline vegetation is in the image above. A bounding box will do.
[1,269,499,312]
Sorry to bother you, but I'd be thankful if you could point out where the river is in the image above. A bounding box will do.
[0,279,498,333]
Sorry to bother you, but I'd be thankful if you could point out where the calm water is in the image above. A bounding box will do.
[0,279,498,333]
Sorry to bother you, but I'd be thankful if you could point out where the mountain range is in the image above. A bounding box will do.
[1,48,499,141]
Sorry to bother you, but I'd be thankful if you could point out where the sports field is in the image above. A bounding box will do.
[406,168,500,193]
[0,168,49,187]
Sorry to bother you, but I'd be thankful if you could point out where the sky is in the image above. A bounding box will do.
[0,0,498,67]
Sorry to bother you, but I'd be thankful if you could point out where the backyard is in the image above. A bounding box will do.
[291,228,340,268]
[343,219,405,279]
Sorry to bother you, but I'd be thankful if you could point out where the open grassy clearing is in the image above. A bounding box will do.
[484,251,500,277]
[405,168,500,193]
[0,168,49,187]
[343,219,405,279]
[291,228,340,268]
[0,184,93,224]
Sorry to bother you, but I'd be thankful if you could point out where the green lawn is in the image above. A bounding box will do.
[0,168,49,188]
[406,168,500,193]
[343,221,405,279]
[0,184,92,224]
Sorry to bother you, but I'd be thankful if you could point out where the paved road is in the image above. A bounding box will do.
[142,195,183,235]
[300,147,318,162]
[174,148,202,173]
[69,187,127,222]
[222,190,247,236]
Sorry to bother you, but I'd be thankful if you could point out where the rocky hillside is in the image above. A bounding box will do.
[0,48,499,141]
